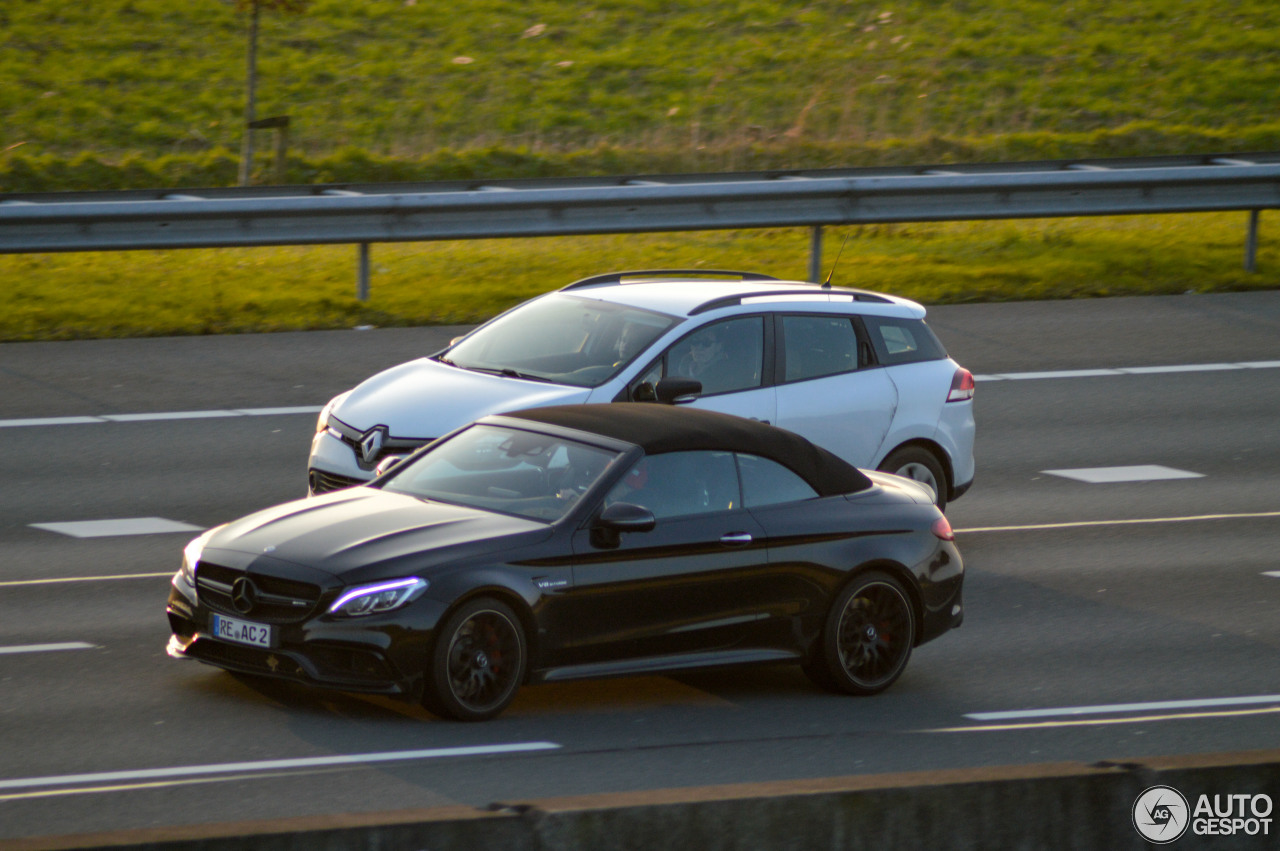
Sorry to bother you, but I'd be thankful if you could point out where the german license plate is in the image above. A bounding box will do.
[210,613,273,648]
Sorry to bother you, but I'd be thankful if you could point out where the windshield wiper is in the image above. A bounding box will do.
[462,366,557,383]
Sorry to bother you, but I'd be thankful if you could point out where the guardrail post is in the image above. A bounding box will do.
[808,226,824,282]
[357,243,371,301]
[1245,210,1260,272]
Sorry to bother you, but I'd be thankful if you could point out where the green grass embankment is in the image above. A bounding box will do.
[4,214,1275,342]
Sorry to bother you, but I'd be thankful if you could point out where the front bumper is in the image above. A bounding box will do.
[308,429,377,494]
[166,582,448,698]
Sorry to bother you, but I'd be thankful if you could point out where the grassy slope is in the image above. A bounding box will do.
[5,215,1275,342]
[2,0,1278,341]
[5,0,1280,156]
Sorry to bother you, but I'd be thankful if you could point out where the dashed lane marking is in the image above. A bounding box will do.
[0,642,96,655]
[29,518,204,538]
[1041,465,1204,484]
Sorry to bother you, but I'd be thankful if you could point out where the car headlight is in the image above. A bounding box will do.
[316,391,352,435]
[175,526,221,596]
[328,577,429,617]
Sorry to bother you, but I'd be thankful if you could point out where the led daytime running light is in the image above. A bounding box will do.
[329,577,427,616]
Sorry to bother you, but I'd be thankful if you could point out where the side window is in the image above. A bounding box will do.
[663,316,765,396]
[781,315,859,382]
[862,316,948,366]
[605,451,741,519]
[737,454,818,507]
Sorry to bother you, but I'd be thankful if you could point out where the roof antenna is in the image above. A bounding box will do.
[822,232,851,289]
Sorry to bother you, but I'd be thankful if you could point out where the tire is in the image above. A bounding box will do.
[803,571,915,696]
[423,597,527,721]
[878,446,948,511]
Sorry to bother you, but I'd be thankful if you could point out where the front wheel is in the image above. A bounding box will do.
[423,597,527,721]
[804,571,915,696]
[878,446,947,511]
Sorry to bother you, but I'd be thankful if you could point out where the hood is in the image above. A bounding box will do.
[863,470,938,506]
[204,489,551,579]
[333,357,591,439]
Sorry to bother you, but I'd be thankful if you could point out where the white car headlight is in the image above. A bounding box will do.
[328,577,429,617]
[174,526,222,598]
[316,390,352,435]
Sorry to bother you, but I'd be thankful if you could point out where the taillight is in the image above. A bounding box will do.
[947,368,975,402]
[931,516,955,541]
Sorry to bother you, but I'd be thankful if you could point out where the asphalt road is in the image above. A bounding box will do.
[2,291,1279,840]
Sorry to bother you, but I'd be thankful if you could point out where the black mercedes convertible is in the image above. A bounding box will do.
[167,404,963,721]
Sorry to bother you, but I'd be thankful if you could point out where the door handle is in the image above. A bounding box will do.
[720,532,753,545]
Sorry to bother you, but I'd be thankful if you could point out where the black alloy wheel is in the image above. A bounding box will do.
[424,597,527,721]
[878,446,948,511]
[804,571,915,696]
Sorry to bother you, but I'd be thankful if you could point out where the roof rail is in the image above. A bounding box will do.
[561,269,778,290]
[690,287,892,315]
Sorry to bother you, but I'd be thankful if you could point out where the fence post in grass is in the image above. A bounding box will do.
[1245,210,1260,272]
[247,116,290,184]
[809,225,824,283]
[357,243,371,301]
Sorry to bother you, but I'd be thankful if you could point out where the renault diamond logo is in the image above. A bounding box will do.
[231,577,259,614]
[359,426,388,465]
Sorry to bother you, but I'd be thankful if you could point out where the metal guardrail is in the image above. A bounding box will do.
[3,152,1277,287]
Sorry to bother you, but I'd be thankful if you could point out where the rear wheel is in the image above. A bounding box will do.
[878,446,947,511]
[804,571,915,696]
[423,597,527,721]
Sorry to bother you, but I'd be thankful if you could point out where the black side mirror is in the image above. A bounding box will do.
[654,377,702,405]
[591,502,656,549]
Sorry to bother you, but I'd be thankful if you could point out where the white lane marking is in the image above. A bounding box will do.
[29,518,204,538]
[1263,571,1280,579]
[931,705,1280,733]
[0,767,346,802]
[102,411,241,422]
[975,360,1280,382]
[1041,465,1204,483]
[0,573,172,587]
[0,642,96,656]
[4,359,1280,429]
[0,416,105,427]
[966,694,1280,722]
[0,742,561,792]
[957,510,1280,534]
[0,406,322,429]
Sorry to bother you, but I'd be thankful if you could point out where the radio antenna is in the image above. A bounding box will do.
[822,232,852,289]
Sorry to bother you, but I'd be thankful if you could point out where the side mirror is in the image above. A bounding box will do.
[374,455,406,477]
[654,377,702,405]
[591,502,655,549]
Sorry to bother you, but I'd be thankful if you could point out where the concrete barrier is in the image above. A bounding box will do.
[6,749,1279,851]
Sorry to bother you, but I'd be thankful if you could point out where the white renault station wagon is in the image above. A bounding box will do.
[308,270,975,508]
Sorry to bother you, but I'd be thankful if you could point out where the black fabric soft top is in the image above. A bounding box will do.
[498,403,872,497]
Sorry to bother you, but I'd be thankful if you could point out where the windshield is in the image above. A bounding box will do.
[381,424,621,522]
[442,294,678,388]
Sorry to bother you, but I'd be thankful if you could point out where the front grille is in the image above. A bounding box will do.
[196,562,322,623]
[327,417,432,471]
[309,467,365,494]
[191,640,307,678]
